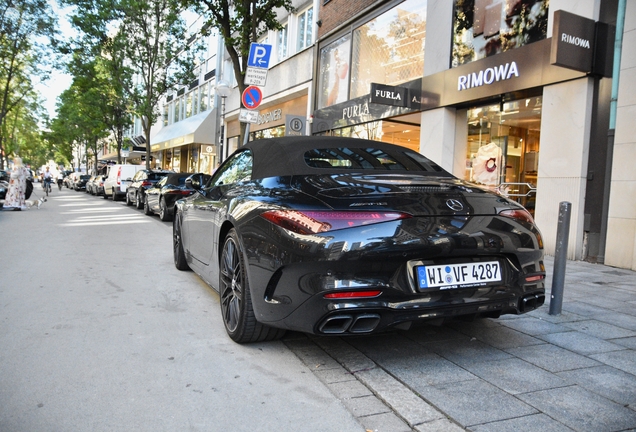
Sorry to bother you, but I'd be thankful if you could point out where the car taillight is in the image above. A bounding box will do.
[324,290,382,299]
[499,209,534,224]
[116,167,122,185]
[260,210,411,235]
[141,181,152,187]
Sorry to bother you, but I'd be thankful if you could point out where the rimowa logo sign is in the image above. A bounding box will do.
[457,62,519,91]
[551,10,596,73]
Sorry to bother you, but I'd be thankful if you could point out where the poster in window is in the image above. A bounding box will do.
[318,34,351,109]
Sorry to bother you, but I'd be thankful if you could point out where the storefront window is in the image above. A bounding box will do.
[316,118,420,152]
[318,0,427,109]
[452,0,549,67]
[465,96,542,212]
[251,125,286,140]
[188,145,198,172]
[172,149,181,171]
[351,0,426,99]
[318,34,351,109]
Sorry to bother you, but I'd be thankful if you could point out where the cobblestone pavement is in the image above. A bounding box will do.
[283,257,636,432]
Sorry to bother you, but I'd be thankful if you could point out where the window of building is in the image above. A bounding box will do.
[163,104,169,126]
[186,91,193,118]
[278,22,288,61]
[452,0,549,67]
[350,0,426,99]
[297,6,313,51]
[465,96,542,213]
[200,83,209,112]
[317,0,427,109]
[317,34,351,108]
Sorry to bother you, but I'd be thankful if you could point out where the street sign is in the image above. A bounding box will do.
[247,43,272,69]
[241,85,263,110]
[244,67,268,86]
[239,109,259,124]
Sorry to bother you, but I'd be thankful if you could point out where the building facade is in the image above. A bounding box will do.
[124,0,634,271]
[309,0,636,271]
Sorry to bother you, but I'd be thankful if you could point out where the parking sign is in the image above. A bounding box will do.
[247,43,272,69]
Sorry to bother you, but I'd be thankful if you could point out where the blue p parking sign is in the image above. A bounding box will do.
[247,43,272,69]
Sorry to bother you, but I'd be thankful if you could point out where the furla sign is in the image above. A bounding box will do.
[551,10,596,73]
[370,83,409,107]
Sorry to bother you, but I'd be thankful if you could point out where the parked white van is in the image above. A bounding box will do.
[103,164,145,201]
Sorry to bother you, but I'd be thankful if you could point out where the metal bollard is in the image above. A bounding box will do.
[549,201,572,315]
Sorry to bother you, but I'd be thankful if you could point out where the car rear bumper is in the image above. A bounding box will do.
[240,214,545,335]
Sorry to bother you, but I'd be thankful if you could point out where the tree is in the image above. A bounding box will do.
[0,0,57,168]
[63,0,132,164]
[184,0,295,145]
[116,0,200,169]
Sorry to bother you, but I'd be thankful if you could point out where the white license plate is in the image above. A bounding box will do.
[416,261,501,290]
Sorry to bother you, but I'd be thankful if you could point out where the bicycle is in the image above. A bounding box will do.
[44,179,52,196]
[57,179,63,191]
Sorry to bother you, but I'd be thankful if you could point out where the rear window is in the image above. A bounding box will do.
[80,175,91,180]
[149,173,168,180]
[304,147,444,172]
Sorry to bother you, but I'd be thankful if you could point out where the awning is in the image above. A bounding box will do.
[100,145,147,161]
[150,109,219,152]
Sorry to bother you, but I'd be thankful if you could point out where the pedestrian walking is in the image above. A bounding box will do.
[2,157,32,211]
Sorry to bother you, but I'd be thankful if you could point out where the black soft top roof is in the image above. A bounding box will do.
[241,136,450,180]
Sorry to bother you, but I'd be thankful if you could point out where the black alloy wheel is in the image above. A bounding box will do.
[136,192,144,209]
[125,192,132,206]
[219,229,285,343]
[172,212,190,271]
[159,198,171,221]
[143,196,152,215]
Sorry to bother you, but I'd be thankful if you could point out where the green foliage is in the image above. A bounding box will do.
[0,0,58,168]
[182,0,295,143]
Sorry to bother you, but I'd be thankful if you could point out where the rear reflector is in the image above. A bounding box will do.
[524,274,545,283]
[324,290,382,299]
[261,210,411,234]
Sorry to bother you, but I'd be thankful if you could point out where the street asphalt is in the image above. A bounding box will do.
[2,185,636,432]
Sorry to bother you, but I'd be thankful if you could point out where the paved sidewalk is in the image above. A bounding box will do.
[284,257,636,431]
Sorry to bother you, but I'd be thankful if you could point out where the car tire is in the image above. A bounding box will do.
[143,196,152,215]
[136,192,144,209]
[219,229,285,343]
[173,212,190,271]
[159,198,172,221]
[103,191,109,199]
[125,192,132,206]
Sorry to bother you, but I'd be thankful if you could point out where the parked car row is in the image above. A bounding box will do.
[61,165,205,223]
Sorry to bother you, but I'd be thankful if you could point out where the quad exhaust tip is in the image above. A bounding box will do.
[319,314,381,334]
[520,293,545,312]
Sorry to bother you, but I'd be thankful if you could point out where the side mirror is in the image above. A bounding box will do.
[186,173,207,191]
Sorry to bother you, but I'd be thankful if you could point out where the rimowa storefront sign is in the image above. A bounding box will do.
[550,10,596,73]
[313,10,604,133]
[439,38,585,106]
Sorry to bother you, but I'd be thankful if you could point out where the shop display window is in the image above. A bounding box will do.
[350,0,426,100]
[316,117,420,153]
[465,96,542,212]
[317,0,427,109]
[452,0,549,67]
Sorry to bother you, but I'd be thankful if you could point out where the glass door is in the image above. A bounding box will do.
[465,96,542,213]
